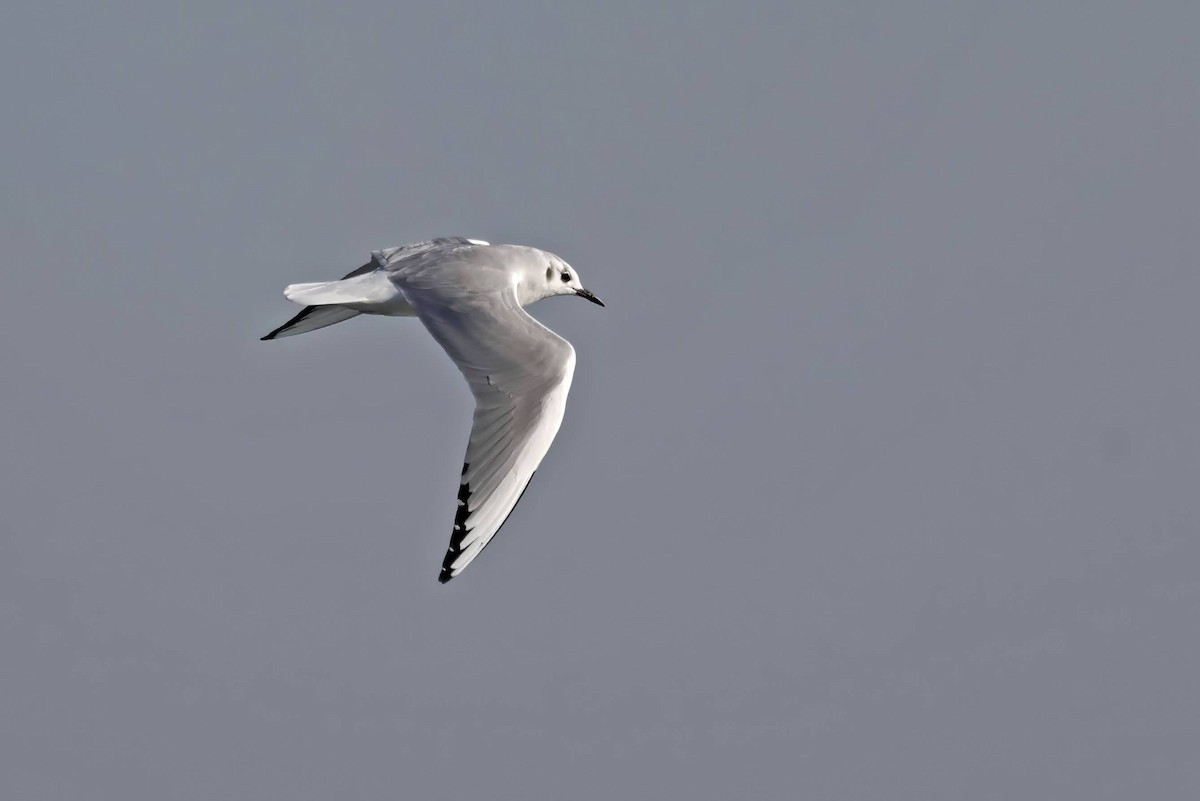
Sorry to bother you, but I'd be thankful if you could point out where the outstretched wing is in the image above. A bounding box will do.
[261,260,375,340]
[402,285,576,582]
[372,237,490,269]
[262,238,490,340]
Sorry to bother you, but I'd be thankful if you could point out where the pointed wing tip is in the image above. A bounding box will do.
[439,548,461,583]
[260,316,300,341]
[436,472,472,584]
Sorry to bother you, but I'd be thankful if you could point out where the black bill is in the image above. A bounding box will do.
[576,288,605,307]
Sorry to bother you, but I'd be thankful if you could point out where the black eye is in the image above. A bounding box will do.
[560,272,571,283]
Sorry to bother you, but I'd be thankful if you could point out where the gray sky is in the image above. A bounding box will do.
[2,1,1198,798]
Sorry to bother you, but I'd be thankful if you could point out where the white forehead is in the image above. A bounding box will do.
[502,244,574,277]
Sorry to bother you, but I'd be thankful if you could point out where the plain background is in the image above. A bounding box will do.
[2,1,1197,798]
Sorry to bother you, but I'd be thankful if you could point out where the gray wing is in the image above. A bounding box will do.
[401,285,576,582]
[261,238,490,340]
[372,237,489,270]
[261,259,375,340]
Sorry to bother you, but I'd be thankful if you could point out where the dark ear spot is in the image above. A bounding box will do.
[546,266,554,280]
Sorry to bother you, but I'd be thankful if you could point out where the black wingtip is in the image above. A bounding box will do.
[437,465,473,584]
[260,321,290,340]
[260,301,324,342]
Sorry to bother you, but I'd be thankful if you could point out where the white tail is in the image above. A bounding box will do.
[284,279,361,306]
[262,258,417,341]
[282,272,406,309]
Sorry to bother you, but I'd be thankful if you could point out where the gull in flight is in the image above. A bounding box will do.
[262,237,604,582]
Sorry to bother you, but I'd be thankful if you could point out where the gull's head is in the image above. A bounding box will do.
[518,249,605,308]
